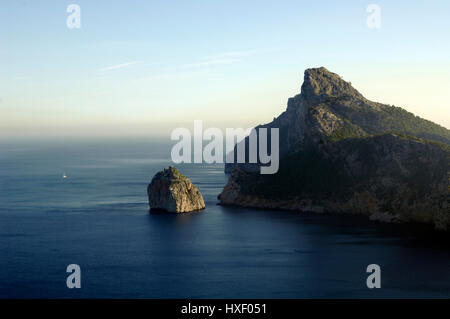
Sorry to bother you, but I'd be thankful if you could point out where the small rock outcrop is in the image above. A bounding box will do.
[147,166,205,213]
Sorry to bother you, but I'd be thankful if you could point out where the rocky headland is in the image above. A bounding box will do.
[219,67,450,230]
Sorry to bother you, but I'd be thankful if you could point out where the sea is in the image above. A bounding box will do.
[0,138,449,298]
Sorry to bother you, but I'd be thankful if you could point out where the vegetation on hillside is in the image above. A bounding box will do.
[329,102,450,144]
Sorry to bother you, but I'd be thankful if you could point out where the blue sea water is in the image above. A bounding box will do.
[0,138,449,298]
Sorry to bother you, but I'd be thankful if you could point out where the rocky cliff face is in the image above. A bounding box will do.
[220,67,450,230]
[148,166,205,213]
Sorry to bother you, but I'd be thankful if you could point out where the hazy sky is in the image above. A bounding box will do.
[1,0,449,137]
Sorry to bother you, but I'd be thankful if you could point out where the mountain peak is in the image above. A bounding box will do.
[301,67,362,101]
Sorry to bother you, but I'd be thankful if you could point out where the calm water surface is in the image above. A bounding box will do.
[0,138,449,298]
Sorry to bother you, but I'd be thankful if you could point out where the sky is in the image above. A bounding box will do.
[1,0,449,137]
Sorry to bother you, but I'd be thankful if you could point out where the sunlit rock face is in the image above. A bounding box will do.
[148,166,205,213]
[220,67,450,231]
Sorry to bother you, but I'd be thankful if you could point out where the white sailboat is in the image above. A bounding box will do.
[62,172,67,179]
